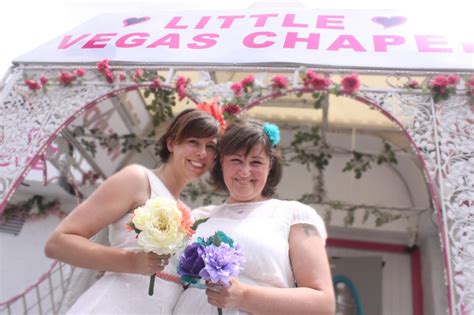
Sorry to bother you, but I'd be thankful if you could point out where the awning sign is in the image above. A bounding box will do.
[14,9,473,71]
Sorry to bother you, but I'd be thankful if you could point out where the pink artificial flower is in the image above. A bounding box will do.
[39,75,49,85]
[340,73,360,95]
[430,75,449,88]
[305,71,331,90]
[241,75,255,88]
[407,80,419,89]
[133,68,143,81]
[175,76,189,101]
[271,75,288,90]
[231,82,242,96]
[223,104,241,116]
[446,75,460,86]
[465,76,474,89]
[25,79,41,91]
[118,72,127,81]
[151,78,161,90]
[74,68,86,77]
[96,59,109,73]
[104,69,115,84]
[58,71,77,85]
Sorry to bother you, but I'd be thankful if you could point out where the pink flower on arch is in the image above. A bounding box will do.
[104,69,115,84]
[175,76,190,101]
[118,72,127,81]
[58,71,77,85]
[74,68,86,77]
[151,78,162,90]
[407,79,419,89]
[223,104,241,116]
[96,59,109,73]
[25,79,41,91]
[133,68,144,81]
[446,74,460,86]
[340,73,360,95]
[39,75,49,86]
[304,70,331,90]
[231,82,242,96]
[241,75,255,88]
[430,75,449,88]
[271,75,288,90]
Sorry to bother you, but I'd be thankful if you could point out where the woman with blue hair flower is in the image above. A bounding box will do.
[173,118,335,314]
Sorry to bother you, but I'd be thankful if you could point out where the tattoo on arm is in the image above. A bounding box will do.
[301,224,320,237]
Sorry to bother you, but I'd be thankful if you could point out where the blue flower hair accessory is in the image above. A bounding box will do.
[263,123,280,147]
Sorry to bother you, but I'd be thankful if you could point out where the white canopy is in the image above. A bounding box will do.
[14,8,473,71]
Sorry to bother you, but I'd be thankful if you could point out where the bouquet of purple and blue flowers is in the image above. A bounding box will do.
[177,231,244,315]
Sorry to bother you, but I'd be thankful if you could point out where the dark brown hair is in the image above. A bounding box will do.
[158,108,220,162]
[209,118,283,197]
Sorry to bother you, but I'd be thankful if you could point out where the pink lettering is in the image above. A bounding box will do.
[316,15,345,29]
[188,33,219,49]
[82,33,117,49]
[249,13,279,27]
[165,17,188,29]
[373,35,405,52]
[116,33,149,48]
[282,14,308,28]
[147,34,180,48]
[243,32,276,48]
[58,34,90,49]
[284,32,320,49]
[195,16,211,29]
[217,15,245,28]
[327,35,366,52]
[415,35,453,52]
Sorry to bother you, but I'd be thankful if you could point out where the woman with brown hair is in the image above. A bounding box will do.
[45,108,221,314]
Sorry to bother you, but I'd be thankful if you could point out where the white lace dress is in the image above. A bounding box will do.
[172,199,327,315]
[66,168,184,314]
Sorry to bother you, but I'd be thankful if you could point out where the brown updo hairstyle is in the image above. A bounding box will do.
[209,118,283,197]
[158,108,220,162]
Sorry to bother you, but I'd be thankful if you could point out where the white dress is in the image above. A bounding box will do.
[172,199,327,315]
[66,168,184,314]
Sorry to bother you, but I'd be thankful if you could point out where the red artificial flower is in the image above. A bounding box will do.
[151,78,161,90]
[271,75,288,90]
[340,73,360,95]
[133,68,144,81]
[104,69,115,84]
[304,70,331,90]
[196,100,226,134]
[241,75,255,88]
[118,72,127,81]
[223,104,241,116]
[447,75,460,86]
[58,71,77,85]
[231,82,242,96]
[96,59,109,73]
[430,75,449,88]
[74,68,86,77]
[25,79,41,91]
[175,76,190,101]
[407,80,419,89]
[39,75,49,85]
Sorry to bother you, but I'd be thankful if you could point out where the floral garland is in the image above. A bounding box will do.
[22,59,474,112]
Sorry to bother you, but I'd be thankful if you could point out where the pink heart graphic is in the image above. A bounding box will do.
[123,16,151,27]
[372,16,407,29]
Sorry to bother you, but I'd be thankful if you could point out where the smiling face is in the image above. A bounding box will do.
[221,143,272,204]
[167,136,218,180]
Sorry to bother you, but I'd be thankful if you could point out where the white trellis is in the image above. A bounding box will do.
[0,64,473,314]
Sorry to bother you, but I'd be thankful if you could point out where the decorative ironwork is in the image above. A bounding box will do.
[0,65,473,314]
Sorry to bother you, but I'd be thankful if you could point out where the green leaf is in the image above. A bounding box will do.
[191,217,210,231]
